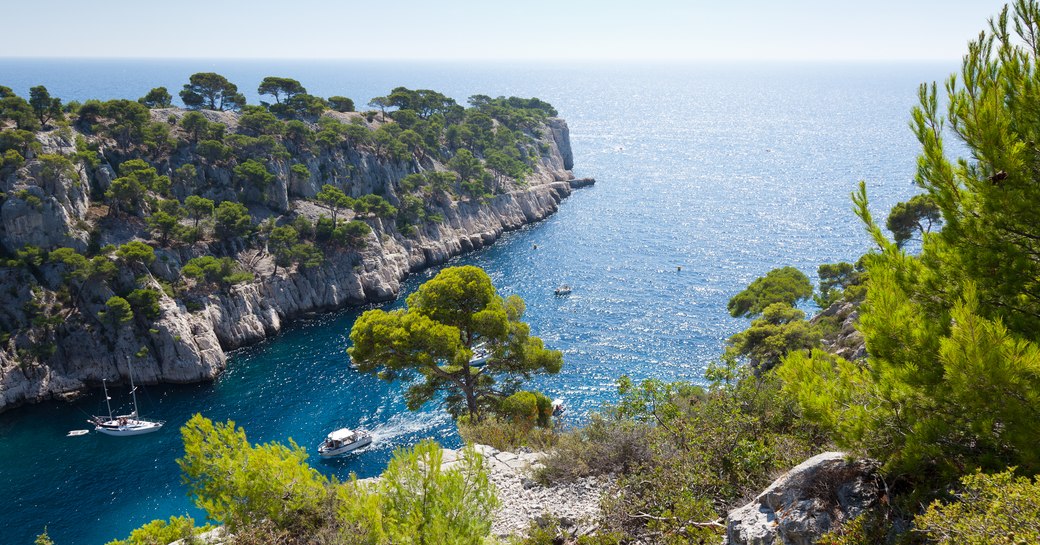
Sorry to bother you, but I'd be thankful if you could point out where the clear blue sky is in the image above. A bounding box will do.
[2,0,1008,60]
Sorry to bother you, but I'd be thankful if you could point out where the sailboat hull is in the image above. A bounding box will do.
[95,419,164,436]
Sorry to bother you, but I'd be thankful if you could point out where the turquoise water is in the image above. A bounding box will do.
[0,60,958,544]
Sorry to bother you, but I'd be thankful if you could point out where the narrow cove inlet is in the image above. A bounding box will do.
[0,60,951,545]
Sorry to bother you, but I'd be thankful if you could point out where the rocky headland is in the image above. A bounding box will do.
[0,102,591,412]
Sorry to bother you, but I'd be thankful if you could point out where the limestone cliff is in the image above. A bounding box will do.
[0,108,589,412]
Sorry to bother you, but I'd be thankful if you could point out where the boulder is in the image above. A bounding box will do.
[726,452,882,545]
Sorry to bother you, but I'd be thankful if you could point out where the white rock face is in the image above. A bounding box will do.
[725,452,881,545]
[463,445,611,539]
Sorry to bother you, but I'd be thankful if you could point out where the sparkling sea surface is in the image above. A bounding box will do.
[0,59,957,545]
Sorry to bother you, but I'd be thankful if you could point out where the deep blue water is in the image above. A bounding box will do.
[0,60,958,545]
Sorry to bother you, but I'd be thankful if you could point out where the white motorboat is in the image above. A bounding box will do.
[318,428,372,457]
[90,360,164,437]
[552,398,566,417]
[469,342,491,366]
[554,284,572,296]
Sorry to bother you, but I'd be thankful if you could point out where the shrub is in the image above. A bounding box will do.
[103,515,210,545]
[914,469,1040,544]
[457,415,557,452]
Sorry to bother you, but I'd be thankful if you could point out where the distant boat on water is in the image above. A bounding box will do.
[318,428,372,457]
[554,284,572,296]
[89,359,164,436]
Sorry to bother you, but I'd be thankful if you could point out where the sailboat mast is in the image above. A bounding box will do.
[102,379,113,420]
[128,357,139,418]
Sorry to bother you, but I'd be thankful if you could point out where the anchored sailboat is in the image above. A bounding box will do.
[89,359,164,436]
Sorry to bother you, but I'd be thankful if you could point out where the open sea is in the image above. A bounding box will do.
[0,59,957,545]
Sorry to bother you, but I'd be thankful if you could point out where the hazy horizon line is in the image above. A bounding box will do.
[0,56,965,64]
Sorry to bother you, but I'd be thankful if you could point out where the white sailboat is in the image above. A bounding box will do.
[90,359,164,436]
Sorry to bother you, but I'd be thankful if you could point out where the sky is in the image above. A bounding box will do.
[1,0,1010,61]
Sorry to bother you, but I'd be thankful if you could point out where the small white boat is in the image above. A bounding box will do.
[90,359,164,437]
[318,428,372,458]
[554,284,572,296]
[552,398,566,417]
[469,342,491,366]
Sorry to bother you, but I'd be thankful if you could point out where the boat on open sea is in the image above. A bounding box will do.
[554,284,572,296]
[90,360,164,436]
[318,428,372,457]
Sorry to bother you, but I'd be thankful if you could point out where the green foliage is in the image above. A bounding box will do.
[29,85,62,126]
[291,242,324,269]
[138,87,172,109]
[354,194,397,218]
[48,247,91,282]
[100,99,150,149]
[233,159,275,193]
[106,160,169,214]
[513,518,624,545]
[456,415,557,453]
[328,95,355,112]
[178,414,328,532]
[36,153,75,186]
[283,120,313,149]
[379,440,499,545]
[213,201,252,240]
[777,2,1040,499]
[182,256,252,288]
[386,87,459,119]
[315,184,354,226]
[724,302,820,371]
[226,133,287,161]
[0,149,26,172]
[147,201,185,246]
[179,111,223,143]
[277,93,328,120]
[173,163,196,185]
[268,225,299,272]
[331,219,371,248]
[99,296,134,325]
[257,76,306,104]
[727,266,812,318]
[183,194,213,235]
[126,288,162,321]
[447,149,486,190]
[915,469,1040,544]
[0,129,41,156]
[541,374,822,544]
[289,162,310,182]
[115,240,156,268]
[1,94,40,131]
[814,261,864,308]
[180,72,245,111]
[34,529,54,545]
[885,193,940,247]
[104,515,209,545]
[497,390,554,428]
[237,108,283,137]
[349,265,563,421]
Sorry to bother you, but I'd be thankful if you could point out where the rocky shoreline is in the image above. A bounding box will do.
[0,109,591,413]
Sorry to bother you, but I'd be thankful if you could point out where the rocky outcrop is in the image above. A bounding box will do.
[466,444,610,539]
[813,301,865,361]
[725,452,882,545]
[0,112,591,412]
